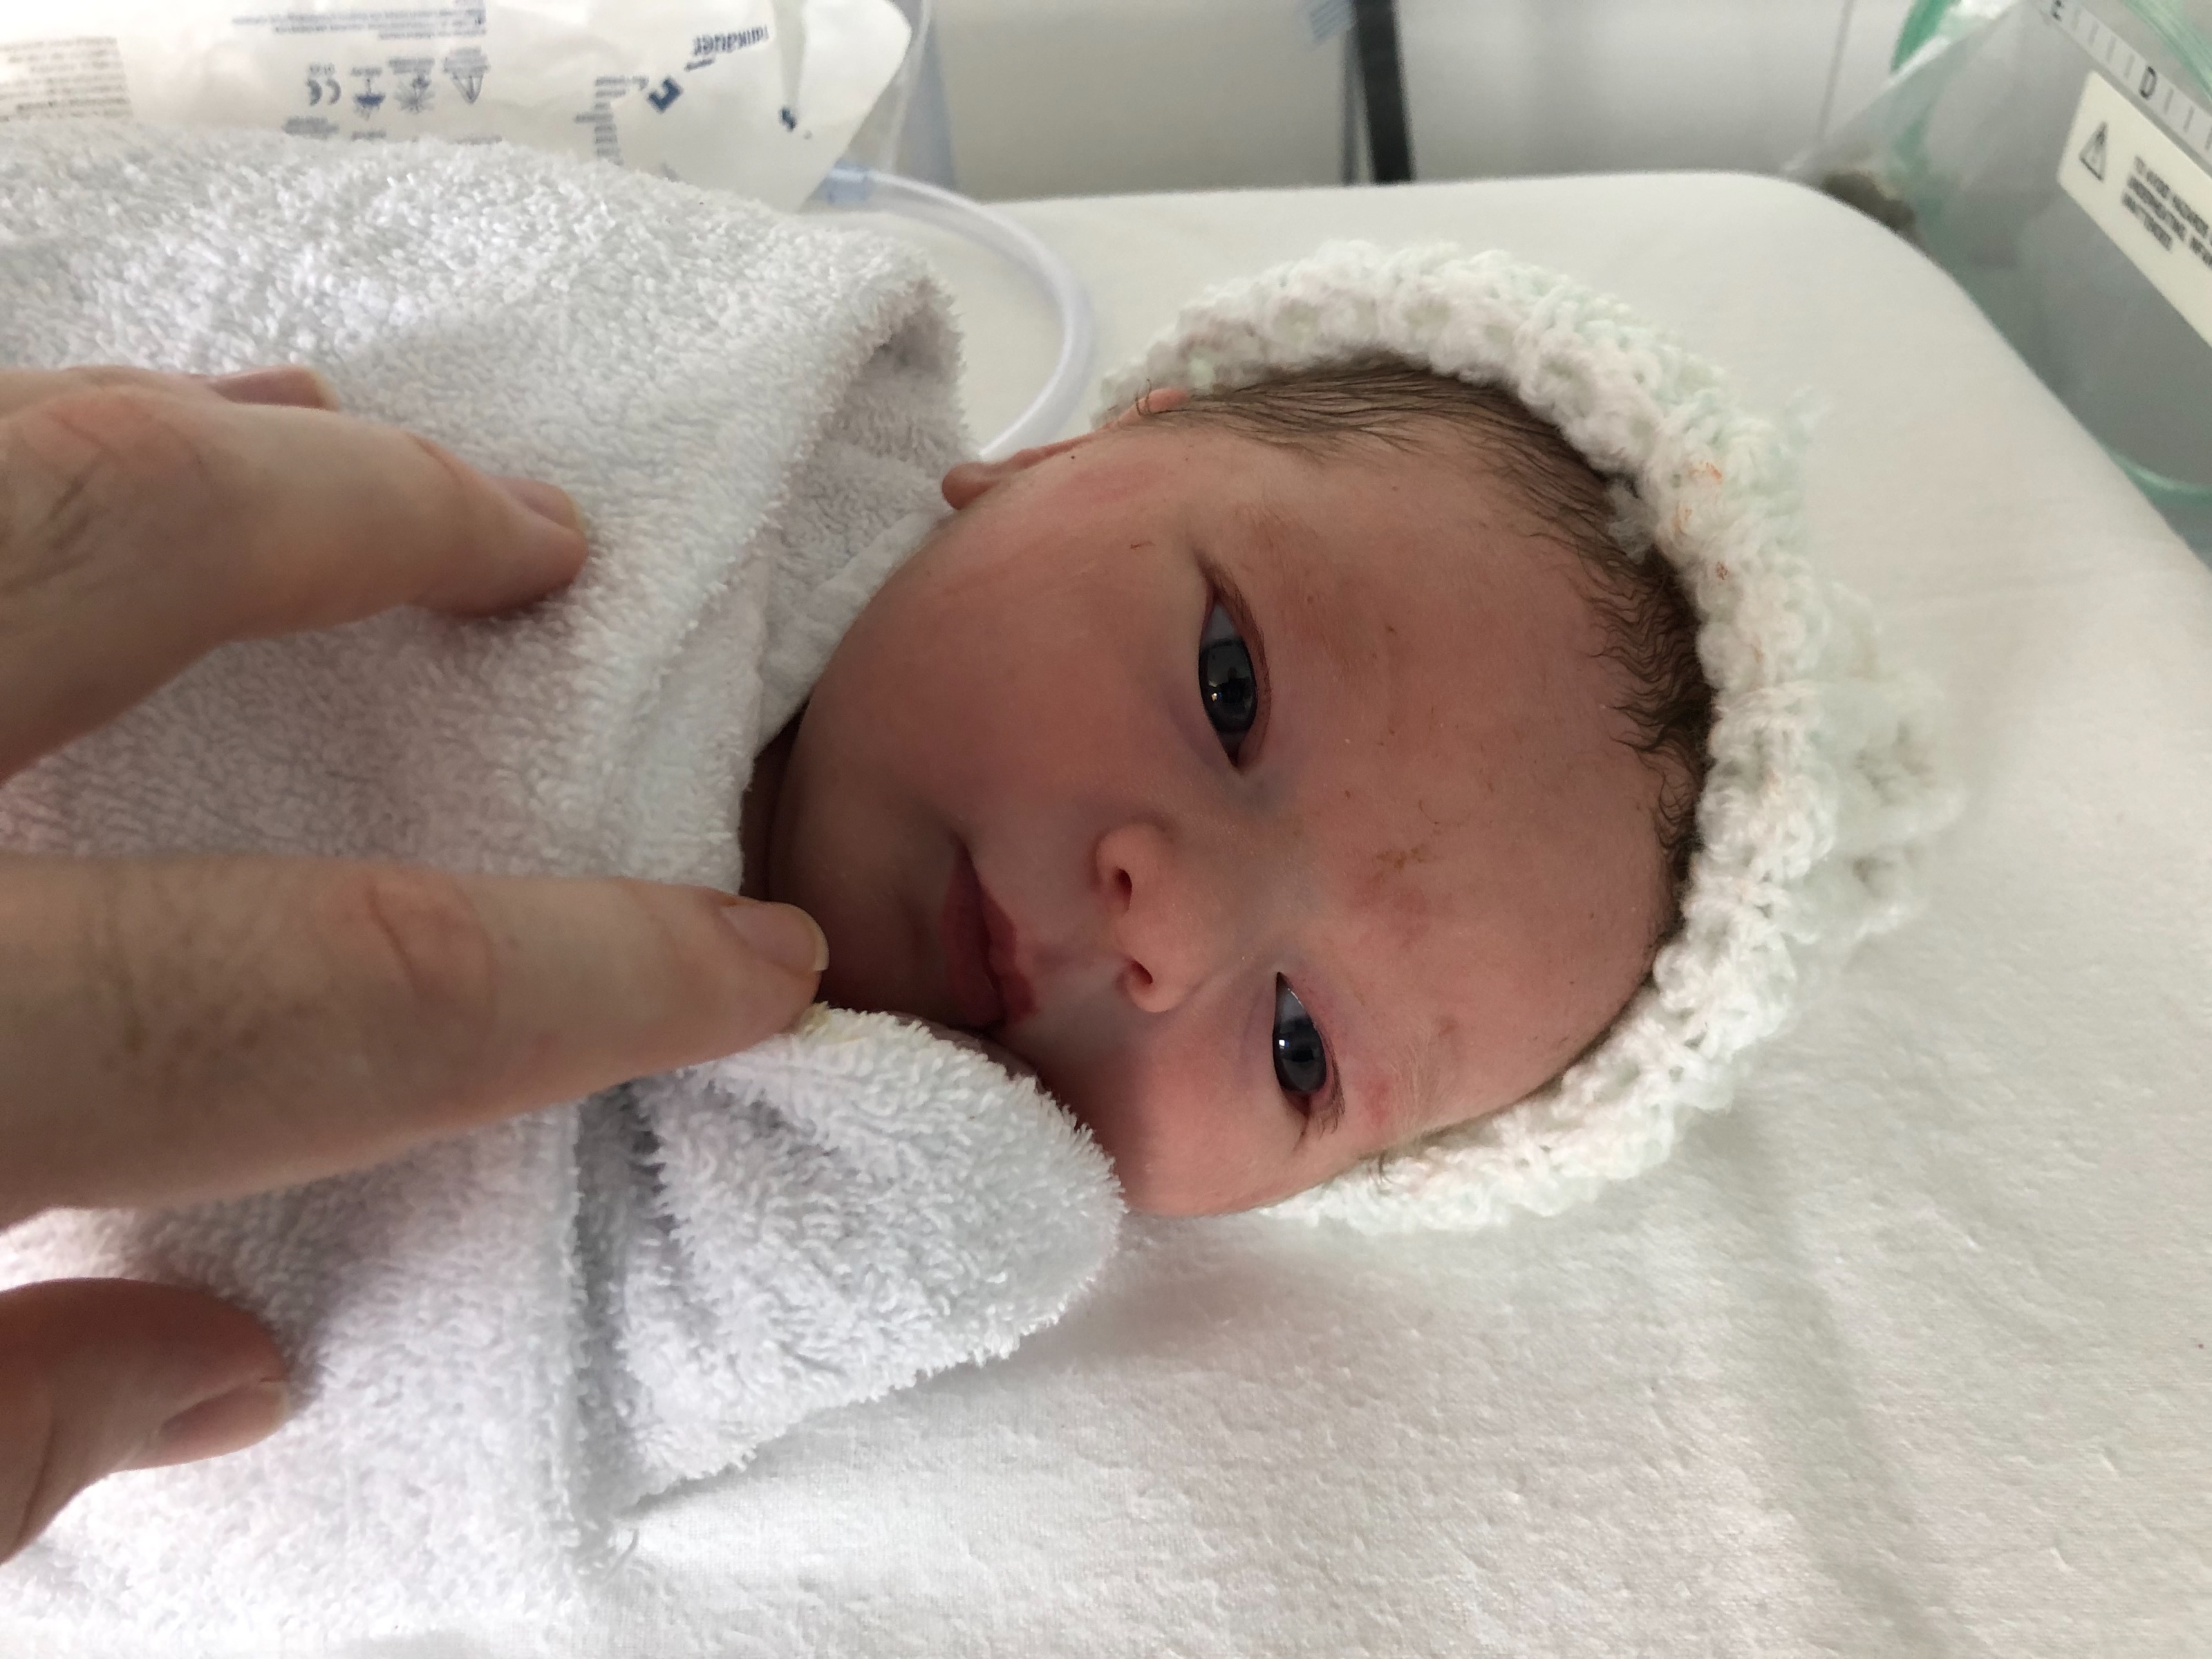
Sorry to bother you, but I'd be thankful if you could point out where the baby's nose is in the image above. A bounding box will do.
[1094,820,1236,1015]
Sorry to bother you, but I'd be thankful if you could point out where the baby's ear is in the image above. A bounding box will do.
[939,442,1074,508]
[1116,385,1191,422]
[939,386,1194,509]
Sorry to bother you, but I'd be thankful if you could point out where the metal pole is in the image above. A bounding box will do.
[1351,0,1414,182]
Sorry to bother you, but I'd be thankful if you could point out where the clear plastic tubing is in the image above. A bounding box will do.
[816,162,1096,460]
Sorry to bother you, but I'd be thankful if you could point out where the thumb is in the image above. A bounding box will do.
[0,1280,289,1564]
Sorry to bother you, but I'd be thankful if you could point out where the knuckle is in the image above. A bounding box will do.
[81,861,161,1065]
[0,365,195,404]
[65,366,193,397]
[32,388,218,497]
[0,390,223,600]
[329,865,505,1078]
[0,1298,67,1565]
[405,433,485,529]
[82,860,201,1099]
[396,433,515,610]
[0,1392,59,1565]
[74,860,269,1137]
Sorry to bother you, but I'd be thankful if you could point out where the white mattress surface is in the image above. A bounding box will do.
[24,173,2212,1657]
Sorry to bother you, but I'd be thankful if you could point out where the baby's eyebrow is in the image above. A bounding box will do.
[1231,496,1301,556]
[1228,494,1376,691]
[1228,499,1318,593]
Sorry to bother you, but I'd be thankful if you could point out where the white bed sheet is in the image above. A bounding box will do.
[570,174,2212,1659]
[23,173,2212,1658]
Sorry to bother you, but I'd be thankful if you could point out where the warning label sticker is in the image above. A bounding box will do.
[2058,68,2212,350]
[0,37,130,122]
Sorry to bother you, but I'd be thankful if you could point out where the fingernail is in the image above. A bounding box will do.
[120,1379,291,1472]
[205,366,339,409]
[721,900,829,975]
[493,474,583,534]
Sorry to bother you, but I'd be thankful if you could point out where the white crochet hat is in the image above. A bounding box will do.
[1094,241,1958,1232]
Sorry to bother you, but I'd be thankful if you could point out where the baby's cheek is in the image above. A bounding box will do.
[1106,1062,1291,1216]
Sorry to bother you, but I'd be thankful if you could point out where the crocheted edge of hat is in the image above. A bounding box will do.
[1091,241,1960,1232]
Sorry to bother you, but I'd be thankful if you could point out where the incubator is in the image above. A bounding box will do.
[1795,0,2212,550]
[5,12,2212,1657]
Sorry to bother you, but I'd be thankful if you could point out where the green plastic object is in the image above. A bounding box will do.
[1801,0,2212,553]
[1893,0,1965,68]
[1898,0,2212,77]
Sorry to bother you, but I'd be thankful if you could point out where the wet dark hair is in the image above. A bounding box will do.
[1139,360,1714,947]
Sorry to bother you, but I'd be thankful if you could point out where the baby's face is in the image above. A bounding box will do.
[765,413,1668,1215]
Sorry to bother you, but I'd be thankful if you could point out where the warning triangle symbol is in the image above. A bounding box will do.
[2081,122,2109,180]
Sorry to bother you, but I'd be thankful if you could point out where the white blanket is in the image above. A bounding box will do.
[0,122,1121,1647]
[444,176,2202,1659]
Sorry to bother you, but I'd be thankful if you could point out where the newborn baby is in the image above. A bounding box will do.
[744,363,1709,1217]
[0,124,1961,1641]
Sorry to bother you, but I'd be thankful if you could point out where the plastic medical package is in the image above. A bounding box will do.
[1793,0,2212,551]
[0,0,910,211]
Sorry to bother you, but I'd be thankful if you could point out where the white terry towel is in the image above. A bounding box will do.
[0,122,1123,1646]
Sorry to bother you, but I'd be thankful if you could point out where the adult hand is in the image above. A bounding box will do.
[0,366,827,1562]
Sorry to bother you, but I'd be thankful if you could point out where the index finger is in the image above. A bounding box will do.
[0,364,337,419]
[0,381,587,781]
[0,852,824,1226]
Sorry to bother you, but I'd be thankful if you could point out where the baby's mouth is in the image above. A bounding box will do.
[937,843,1036,1032]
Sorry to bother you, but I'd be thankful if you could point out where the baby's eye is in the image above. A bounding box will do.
[1199,600,1258,757]
[1273,979,1328,1100]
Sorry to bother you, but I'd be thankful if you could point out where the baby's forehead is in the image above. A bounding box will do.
[1157,420,1586,597]
[1147,392,1583,493]
[1197,445,1604,669]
